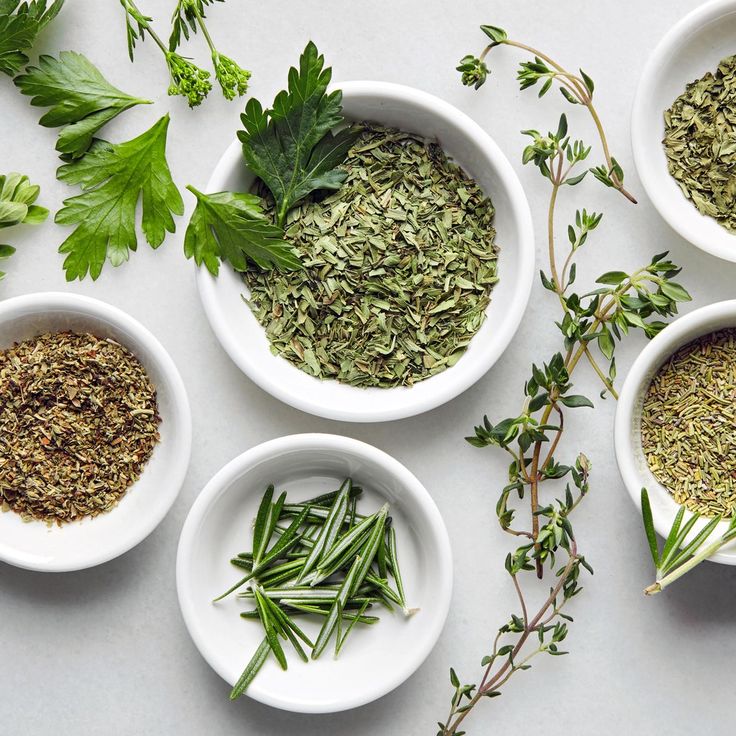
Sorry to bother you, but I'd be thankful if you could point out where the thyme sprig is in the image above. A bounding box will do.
[439,26,692,735]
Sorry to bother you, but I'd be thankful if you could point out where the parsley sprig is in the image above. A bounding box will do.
[15,51,152,160]
[0,0,65,77]
[185,42,355,275]
[55,115,183,281]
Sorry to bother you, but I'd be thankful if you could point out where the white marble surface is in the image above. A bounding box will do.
[1,1,734,734]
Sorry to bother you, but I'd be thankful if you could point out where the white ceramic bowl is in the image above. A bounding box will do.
[614,301,736,565]
[632,0,736,262]
[0,292,192,572]
[176,433,452,713]
[197,80,534,422]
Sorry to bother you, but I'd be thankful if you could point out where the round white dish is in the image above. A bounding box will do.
[614,300,736,565]
[197,80,535,422]
[0,292,192,572]
[631,0,736,263]
[176,433,453,713]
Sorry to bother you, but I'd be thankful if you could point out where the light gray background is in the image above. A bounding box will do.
[1,1,733,734]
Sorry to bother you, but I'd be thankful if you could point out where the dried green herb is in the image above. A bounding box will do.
[0,331,161,524]
[641,329,736,517]
[244,124,499,388]
[664,55,736,231]
[217,481,414,699]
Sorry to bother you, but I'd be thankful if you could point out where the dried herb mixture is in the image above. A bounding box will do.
[664,54,736,231]
[0,331,161,524]
[244,124,499,388]
[642,329,736,517]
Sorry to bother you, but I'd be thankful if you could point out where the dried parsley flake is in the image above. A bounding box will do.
[244,125,499,388]
[664,54,736,231]
[641,329,736,517]
[0,331,161,524]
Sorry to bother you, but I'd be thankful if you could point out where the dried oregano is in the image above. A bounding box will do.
[0,331,161,524]
[243,124,499,388]
[642,329,736,517]
[664,55,736,231]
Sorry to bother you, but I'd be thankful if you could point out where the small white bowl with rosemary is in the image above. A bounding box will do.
[176,433,452,713]
[191,44,534,422]
[632,0,736,263]
[0,292,191,572]
[615,300,736,572]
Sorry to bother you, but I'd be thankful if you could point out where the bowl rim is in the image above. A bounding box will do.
[614,300,736,565]
[175,432,454,713]
[196,79,535,422]
[0,291,192,572]
[631,0,736,263]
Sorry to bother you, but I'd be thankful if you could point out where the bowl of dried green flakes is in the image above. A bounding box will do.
[615,300,736,566]
[0,292,191,572]
[197,80,534,422]
[632,0,736,263]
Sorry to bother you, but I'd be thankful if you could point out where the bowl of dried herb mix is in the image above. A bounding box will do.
[632,0,736,263]
[197,80,534,422]
[176,433,452,713]
[615,300,736,565]
[0,292,191,572]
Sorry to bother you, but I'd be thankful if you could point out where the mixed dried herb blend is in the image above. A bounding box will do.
[244,125,499,388]
[0,331,161,524]
[664,55,736,231]
[641,329,736,517]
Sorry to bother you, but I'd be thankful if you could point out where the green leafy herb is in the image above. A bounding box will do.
[120,0,212,107]
[55,114,183,281]
[169,0,250,100]
[237,41,358,227]
[216,482,413,699]
[640,488,736,594]
[0,0,64,77]
[438,26,691,736]
[14,51,151,160]
[0,172,48,279]
[183,187,300,274]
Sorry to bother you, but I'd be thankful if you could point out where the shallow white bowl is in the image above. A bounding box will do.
[632,0,736,262]
[197,80,534,422]
[614,301,736,565]
[0,292,192,572]
[176,433,452,713]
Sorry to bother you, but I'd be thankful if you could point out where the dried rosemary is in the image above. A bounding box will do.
[243,124,499,388]
[641,329,736,517]
[0,331,161,523]
[664,55,736,231]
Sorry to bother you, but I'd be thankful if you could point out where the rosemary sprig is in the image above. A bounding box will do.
[439,26,691,735]
[640,488,736,595]
[216,482,413,699]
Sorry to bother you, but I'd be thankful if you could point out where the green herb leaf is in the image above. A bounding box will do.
[237,41,358,226]
[184,187,301,275]
[0,0,64,77]
[15,51,152,160]
[229,636,270,700]
[480,24,507,44]
[640,488,660,567]
[55,114,183,281]
[558,394,593,409]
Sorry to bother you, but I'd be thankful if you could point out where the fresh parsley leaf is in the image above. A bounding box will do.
[237,41,357,226]
[184,186,301,275]
[55,114,183,281]
[0,0,65,76]
[15,51,152,160]
[0,171,49,280]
